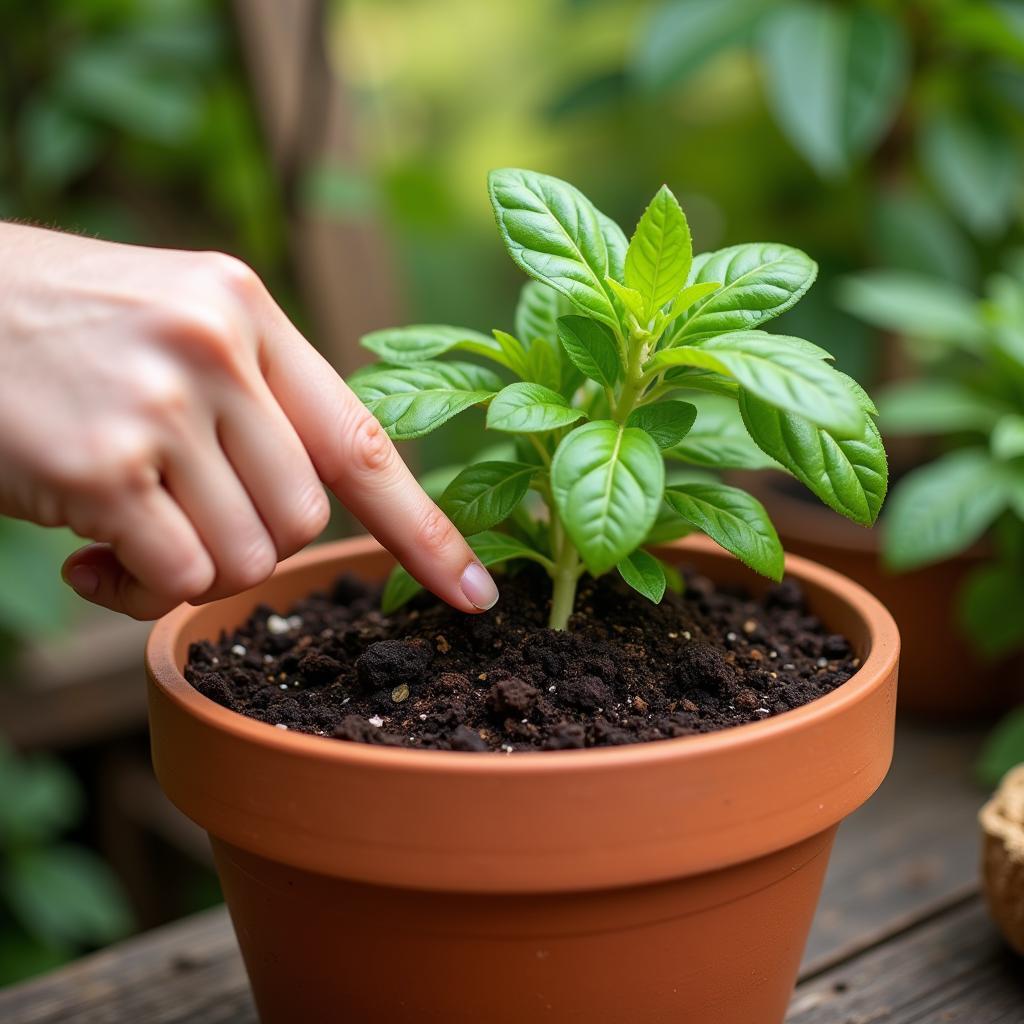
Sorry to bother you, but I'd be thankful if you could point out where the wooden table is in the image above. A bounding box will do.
[3,723,1022,1023]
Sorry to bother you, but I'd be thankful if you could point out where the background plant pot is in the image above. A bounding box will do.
[737,470,1024,719]
[146,535,898,1024]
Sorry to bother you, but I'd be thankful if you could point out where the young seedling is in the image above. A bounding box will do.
[352,169,887,629]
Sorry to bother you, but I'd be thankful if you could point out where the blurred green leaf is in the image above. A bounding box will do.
[960,562,1024,661]
[878,380,1005,435]
[634,0,769,92]
[977,707,1024,788]
[837,270,984,345]
[992,414,1024,459]
[17,97,101,191]
[0,743,81,846]
[758,2,908,177]
[0,519,76,638]
[920,109,1021,238]
[3,845,132,950]
[873,190,976,286]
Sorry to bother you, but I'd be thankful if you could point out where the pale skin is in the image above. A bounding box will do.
[0,222,499,620]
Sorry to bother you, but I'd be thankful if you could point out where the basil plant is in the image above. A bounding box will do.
[352,169,887,630]
[840,261,1024,658]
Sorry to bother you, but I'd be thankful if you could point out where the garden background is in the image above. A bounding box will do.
[2,0,1023,983]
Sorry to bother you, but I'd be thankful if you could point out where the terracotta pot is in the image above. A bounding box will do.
[738,470,1024,718]
[147,535,898,1024]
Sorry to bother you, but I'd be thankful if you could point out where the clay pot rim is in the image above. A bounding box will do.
[147,533,899,773]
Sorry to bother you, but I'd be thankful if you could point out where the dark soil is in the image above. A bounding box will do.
[185,566,859,753]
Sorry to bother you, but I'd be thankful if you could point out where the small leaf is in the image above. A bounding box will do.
[644,501,695,544]
[883,449,1009,571]
[661,281,722,325]
[525,336,563,391]
[758,3,908,177]
[665,482,784,580]
[381,529,554,613]
[959,563,1024,661]
[439,461,536,535]
[617,549,667,603]
[487,382,586,433]
[489,168,618,329]
[360,324,497,365]
[551,421,665,574]
[627,400,697,448]
[992,414,1024,461]
[605,277,648,321]
[557,315,622,387]
[647,331,863,436]
[515,280,569,344]
[670,242,817,341]
[351,362,502,440]
[381,565,425,614]
[666,394,778,469]
[486,330,532,378]
[878,380,1003,436]
[739,374,888,526]
[625,184,693,318]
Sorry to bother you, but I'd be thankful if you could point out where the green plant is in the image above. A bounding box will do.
[352,169,887,629]
[839,260,1024,785]
[0,739,132,983]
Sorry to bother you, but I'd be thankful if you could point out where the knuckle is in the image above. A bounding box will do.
[47,426,157,497]
[281,483,330,551]
[201,251,261,297]
[414,504,455,556]
[347,412,394,476]
[133,366,190,424]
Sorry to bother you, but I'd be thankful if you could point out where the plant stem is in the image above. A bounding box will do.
[548,520,581,630]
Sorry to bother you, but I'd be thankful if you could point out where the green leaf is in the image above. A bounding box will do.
[666,394,778,469]
[439,461,536,535]
[883,450,1010,571]
[486,382,586,433]
[878,380,1003,436]
[645,501,695,544]
[920,109,1021,237]
[605,277,648,322]
[837,270,984,346]
[758,3,908,177]
[617,549,667,603]
[633,0,770,92]
[976,707,1024,788]
[0,519,76,636]
[0,744,81,845]
[661,281,723,327]
[551,421,665,574]
[381,566,426,615]
[381,530,554,613]
[515,281,569,344]
[992,415,1024,461]
[671,243,818,341]
[959,563,1024,661]
[665,482,784,580]
[627,400,697,449]
[360,324,497,365]
[557,315,622,387]
[647,331,863,436]
[486,330,532,378]
[524,337,562,391]
[3,845,132,949]
[625,185,693,318]
[351,362,502,440]
[598,211,629,283]
[739,375,888,527]
[488,168,618,328]
[467,530,552,568]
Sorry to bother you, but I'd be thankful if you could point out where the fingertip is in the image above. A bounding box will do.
[459,561,499,612]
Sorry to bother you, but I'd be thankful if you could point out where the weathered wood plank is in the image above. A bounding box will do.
[788,898,1024,1023]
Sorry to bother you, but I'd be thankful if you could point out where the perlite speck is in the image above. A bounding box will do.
[266,615,290,635]
[391,684,410,703]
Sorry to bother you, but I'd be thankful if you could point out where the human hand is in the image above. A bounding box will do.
[0,223,498,619]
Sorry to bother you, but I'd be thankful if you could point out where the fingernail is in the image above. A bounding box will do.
[65,565,99,597]
[460,561,499,610]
